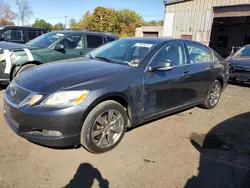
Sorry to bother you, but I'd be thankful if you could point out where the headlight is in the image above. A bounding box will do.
[19,94,43,107]
[41,90,89,106]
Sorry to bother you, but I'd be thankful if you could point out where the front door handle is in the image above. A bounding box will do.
[183,71,191,77]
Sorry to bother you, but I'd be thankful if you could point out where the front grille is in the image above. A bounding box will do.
[6,81,31,105]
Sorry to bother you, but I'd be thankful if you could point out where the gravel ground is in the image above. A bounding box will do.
[0,84,250,188]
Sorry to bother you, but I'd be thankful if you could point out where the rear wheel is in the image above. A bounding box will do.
[80,100,127,153]
[13,64,38,78]
[200,80,222,109]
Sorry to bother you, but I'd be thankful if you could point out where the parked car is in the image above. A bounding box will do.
[4,38,229,153]
[228,45,250,83]
[0,30,118,84]
[0,26,47,44]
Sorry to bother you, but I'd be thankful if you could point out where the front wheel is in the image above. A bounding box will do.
[80,100,127,153]
[200,80,222,109]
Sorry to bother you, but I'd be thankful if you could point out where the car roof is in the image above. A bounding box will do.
[0,25,46,30]
[120,37,203,44]
[51,30,118,38]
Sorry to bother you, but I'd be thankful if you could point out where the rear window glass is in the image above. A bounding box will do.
[107,37,116,42]
[27,30,38,41]
[87,35,103,48]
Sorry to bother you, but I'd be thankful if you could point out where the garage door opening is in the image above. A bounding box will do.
[209,5,250,58]
[209,16,250,58]
[143,32,159,37]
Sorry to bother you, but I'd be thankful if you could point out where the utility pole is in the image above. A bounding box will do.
[64,16,68,29]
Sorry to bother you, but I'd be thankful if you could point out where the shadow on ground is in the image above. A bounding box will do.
[186,112,250,188]
[229,82,250,88]
[65,163,109,188]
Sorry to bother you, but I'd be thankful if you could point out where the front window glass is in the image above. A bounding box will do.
[89,39,158,66]
[59,35,83,49]
[152,43,185,66]
[234,46,250,58]
[27,32,65,48]
[1,29,23,41]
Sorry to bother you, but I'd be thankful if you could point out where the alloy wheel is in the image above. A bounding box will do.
[209,83,221,106]
[91,109,125,148]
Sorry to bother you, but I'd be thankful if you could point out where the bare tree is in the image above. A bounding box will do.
[15,0,33,26]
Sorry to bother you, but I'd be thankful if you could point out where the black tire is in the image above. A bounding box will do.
[80,100,127,154]
[14,64,38,78]
[200,80,222,109]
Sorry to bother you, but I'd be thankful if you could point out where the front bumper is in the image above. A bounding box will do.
[4,94,88,147]
[229,72,250,83]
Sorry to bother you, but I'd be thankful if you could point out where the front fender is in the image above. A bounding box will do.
[11,52,44,66]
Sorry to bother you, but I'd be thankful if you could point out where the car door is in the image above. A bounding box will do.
[142,42,187,119]
[49,34,88,62]
[179,42,214,105]
[86,34,105,52]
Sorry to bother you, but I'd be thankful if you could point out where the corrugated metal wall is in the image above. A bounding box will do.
[164,0,250,44]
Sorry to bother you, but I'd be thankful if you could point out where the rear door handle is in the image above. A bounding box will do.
[78,52,85,56]
[183,71,191,77]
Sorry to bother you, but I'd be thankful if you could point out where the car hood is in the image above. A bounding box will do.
[0,41,37,51]
[228,57,250,70]
[15,59,132,93]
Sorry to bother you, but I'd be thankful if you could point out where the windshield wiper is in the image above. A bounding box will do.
[95,56,113,63]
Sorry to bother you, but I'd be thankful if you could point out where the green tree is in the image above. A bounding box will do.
[69,18,78,29]
[69,7,144,37]
[78,10,91,29]
[87,7,119,33]
[32,19,53,31]
[144,20,163,26]
[117,9,144,37]
[53,22,63,30]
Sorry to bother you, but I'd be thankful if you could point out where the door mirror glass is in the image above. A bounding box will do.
[54,43,65,50]
[149,61,173,71]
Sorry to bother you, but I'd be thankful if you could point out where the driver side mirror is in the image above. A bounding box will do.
[54,43,65,50]
[149,61,173,71]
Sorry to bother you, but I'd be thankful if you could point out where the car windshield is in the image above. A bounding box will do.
[234,46,250,58]
[88,39,158,66]
[27,32,65,48]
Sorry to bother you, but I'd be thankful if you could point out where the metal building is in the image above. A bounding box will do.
[163,0,250,57]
